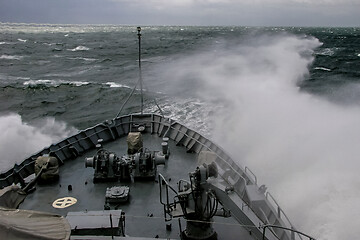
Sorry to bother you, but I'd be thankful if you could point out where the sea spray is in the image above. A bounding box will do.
[153,33,360,240]
[206,35,360,240]
[0,113,77,170]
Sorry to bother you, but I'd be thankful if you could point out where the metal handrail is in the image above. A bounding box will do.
[158,173,179,221]
[245,166,257,185]
[263,225,315,240]
[265,191,303,240]
[266,192,294,229]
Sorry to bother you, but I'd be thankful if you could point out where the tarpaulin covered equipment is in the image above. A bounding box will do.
[0,207,71,240]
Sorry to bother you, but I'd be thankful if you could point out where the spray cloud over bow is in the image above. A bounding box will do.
[0,113,77,171]
[155,33,360,240]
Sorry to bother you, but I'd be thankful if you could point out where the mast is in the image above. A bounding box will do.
[115,27,145,118]
[137,26,143,115]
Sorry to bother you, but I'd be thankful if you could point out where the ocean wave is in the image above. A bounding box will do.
[142,56,167,63]
[314,67,331,72]
[68,57,97,61]
[0,54,23,60]
[315,47,336,56]
[0,22,134,34]
[145,97,214,137]
[22,80,134,89]
[23,79,90,87]
[68,46,90,51]
[101,58,112,62]
[105,82,132,89]
[0,75,30,84]
[13,76,31,81]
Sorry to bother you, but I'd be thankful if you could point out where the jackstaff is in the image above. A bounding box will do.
[137,26,143,115]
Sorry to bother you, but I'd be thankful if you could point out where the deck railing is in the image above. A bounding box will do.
[0,113,303,240]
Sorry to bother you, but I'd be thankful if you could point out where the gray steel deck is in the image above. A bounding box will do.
[1,113,300,240]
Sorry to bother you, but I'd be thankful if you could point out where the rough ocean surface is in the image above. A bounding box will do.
[1,23,360,240]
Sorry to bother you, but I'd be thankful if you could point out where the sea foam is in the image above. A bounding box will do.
[105,82,132,89]
[68,46,90,51]
[23,79,90,87]
[0,54,23,60]
[314,67,331,71]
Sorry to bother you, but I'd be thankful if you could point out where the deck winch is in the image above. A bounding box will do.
[85,133,167,182]
[159,151,220,240]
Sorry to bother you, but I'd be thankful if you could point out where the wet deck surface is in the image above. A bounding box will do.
[20,133,254,239]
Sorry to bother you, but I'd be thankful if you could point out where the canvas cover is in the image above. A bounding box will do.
[0,207,71,240]
[35,156,59,182]
[0,185,26,209]
[127,132,143,154]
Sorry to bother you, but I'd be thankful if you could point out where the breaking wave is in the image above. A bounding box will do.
[314,67,331,71]
[23,79,90,87]
[315,47,336,56]
[105,82,132,89]
[21,79,133,89]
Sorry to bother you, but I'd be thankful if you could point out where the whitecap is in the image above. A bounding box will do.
[23,79,54,86]
[43,42,55,46]
[17,38,27,42]
[357,53,360,57]
[68,46,90,51]
[0,42,8,45]
[314,67,331,72]
[69,81,90,86]
[0,54,23,60]
[315,48,335,56]
[105,82,132,89]
[23,79,90,87]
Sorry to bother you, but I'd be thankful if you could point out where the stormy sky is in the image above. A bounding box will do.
[0,0,359,27]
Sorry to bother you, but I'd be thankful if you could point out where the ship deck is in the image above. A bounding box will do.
[20,132,254,239]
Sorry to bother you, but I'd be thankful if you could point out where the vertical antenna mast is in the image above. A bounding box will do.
[137,26,143,115]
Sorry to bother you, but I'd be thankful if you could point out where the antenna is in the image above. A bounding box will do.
[137,26,143,115]
[115,27,165,119]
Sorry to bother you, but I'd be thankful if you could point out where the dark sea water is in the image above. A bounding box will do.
[1,23,360,239]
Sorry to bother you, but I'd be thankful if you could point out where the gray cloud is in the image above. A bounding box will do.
[0,0,359,26]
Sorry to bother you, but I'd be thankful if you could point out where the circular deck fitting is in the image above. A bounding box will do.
[52,197,78,209]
